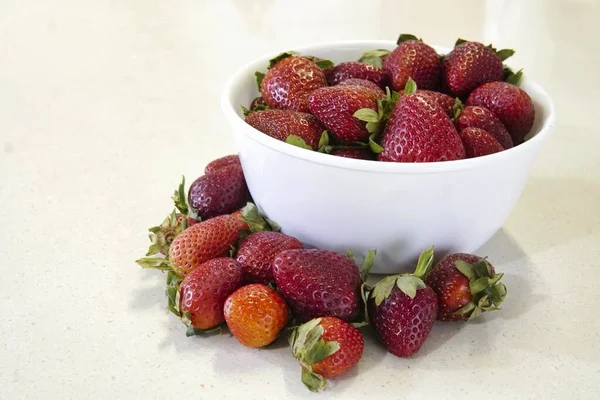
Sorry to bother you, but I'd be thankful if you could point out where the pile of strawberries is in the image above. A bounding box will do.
[244,33,535,161]
[137,153,507,392]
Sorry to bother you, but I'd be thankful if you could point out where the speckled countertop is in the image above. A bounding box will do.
[1,0,599,399]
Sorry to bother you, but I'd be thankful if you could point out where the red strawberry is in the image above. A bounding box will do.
[168,215,240,276]
[331,147,374,160]
[458,127,504,158]
[260,55,327,112]
[466,81,535,144]
[378,93,465,162]
[442,40,510,98]
[366,247,438,357]
[290,317,364,392]
[424,253,507,321]
[187,164,249,220]
[415,89,456,117]
[337,78,385,97]
[383,34,441,91]
[326,62,387,88]
[272,249,362,322]
[235,231,303,284]
[179,257,243,330]
[245,109,324,150]
[456,106,513,149]
[224,283,289,348]
[308,85,380,142]
[204,154,240,174]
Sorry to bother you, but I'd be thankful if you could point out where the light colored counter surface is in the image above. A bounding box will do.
[1,1,599,399]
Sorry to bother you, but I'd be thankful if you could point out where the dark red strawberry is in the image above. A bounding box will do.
[204,154,240,174]
[383,34,441,91]
[442,40,510,98]
[331,148,374,160]
[337,78,385,97]
[456,105,513,149]
[466,81,535,144]
[308,85,380,143]
[187,164,249,220]
[260,55,327,112]
[290,317,364,392]
[415,90,455,117]
[424,253,506,321]
[272,249,362,322]
[366,247,438,357]
[378,93,465,162]
[245,109,324,150]
[326,62,387,88]
[235,231,303,284]
[179,257,243,330]
[458,127,504,158]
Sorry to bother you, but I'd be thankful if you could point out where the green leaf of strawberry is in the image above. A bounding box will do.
[397,33,422,44]
[240,202,280,233]
[172,176,188,215]
[317,131,330,153]
[452,98,464,121]
[255,71,265,90]
[395,275,426,299]
[495,48,515,61]
[285,135,313,150]
[353,108,379,123]
[369,132,383,154]
[455,38,468,47]
[268,51,296,69]
[404,77,418,94]
[358,49,390,68]
[503,67,524,85]
[314,59,334,70]
[136,257,172,270]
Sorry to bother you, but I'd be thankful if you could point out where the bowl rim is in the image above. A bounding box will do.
[221,40,556,174]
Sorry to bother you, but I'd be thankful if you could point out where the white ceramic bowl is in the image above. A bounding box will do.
[222,40,555,274]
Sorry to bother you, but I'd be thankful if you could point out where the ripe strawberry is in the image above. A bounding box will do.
[290,317,364,392]
[235,231,303,284]
[366,247,438,357]
[187,164,249,220]
[308,85,380,142]
[204,154,240,174]
[378,92,465,162]
[245,109,324,150]
[260,55,327,112]
[415,89,456,117]
[458,127,504,158]
[331,147,374,160]
[383,34,441,91]
[442,40,510,98]
[179,257,243,330]
[326,62,387,88]
[273,249,362,322]
[337,78,385,97]
[224,283,289,348]
[456,105,513,149]
[168,215,240,276]
[466,81,535,144]
[424,253,507,321]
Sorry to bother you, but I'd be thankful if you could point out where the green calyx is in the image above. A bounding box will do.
[397,33,422,45]
[353,86,400,153]
[452,259,508,321]
[172,176,188,215]
[487,44,515,62]
[317,131,331,153]
[503,67,524,86]
[285,135,313,151]
[404,77,417,94]
[452,97,464,121]
[240,202,281,233]
[268,51,296,69]
[303,55,334,70]
[290,318,341,392]
[255,71,265,91]
[455,38,468,47]
[358,49,390,68]
[141,210,188,258]
[181,311,223,337]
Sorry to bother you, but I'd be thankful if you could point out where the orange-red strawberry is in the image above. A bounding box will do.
[245,109,324,150]
[259,54,327,112]
[331,147,374,160]
[179,257,243,330]
[456,105,513,149]
[235,231,303,284]
[224,283,289,348]
[326,61,387,88]
[383,34,441,91]
[204,154,240,174]
[424,253,507,321]
[168,215,240,276]
[337,78,385,96]
[290,317,364,392]
[458,127,504,158]
[415,89,456,118]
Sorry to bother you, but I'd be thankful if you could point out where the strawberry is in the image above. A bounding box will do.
[259,54,327,112]
[366,247,438,357]
[224,283,289,348]
[272,249,368,322]
[424,253,507,321]
[179,257,243,331]
[378,92,465,162]
[337,78,385,96]
[415,89,456,118]
[458,127,504,158]
[235,231,303,284]
[456,105,513,149]
[290,317,364,392]
[308,85,381,143]
[466,81,535,144]
[188,164,249,220]
[383,34,441,91]
[245,109,325,150]
[442,40,512,98]
[331,147,374,160]
[204,154,240,174]
[326,62,387,88]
